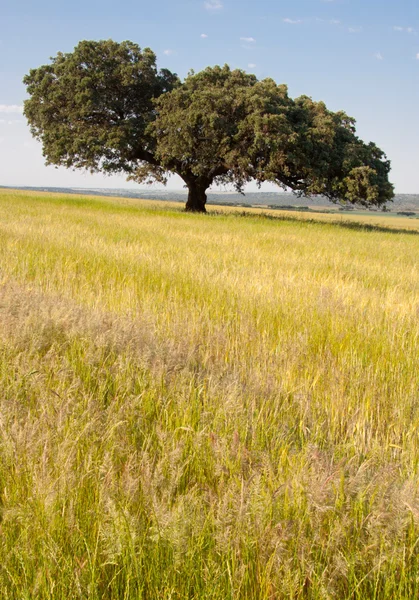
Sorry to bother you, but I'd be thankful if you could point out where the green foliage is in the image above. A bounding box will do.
[23,40,179,176]
[24,41,394,211]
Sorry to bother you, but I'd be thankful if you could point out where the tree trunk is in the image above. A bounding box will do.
[185,179,208,213]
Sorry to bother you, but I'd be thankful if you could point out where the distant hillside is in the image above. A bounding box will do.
[2,185,419,213]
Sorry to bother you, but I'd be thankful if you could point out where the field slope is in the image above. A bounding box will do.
[1,189,419,599]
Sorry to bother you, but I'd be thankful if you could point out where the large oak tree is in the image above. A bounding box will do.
[24,39,394,212]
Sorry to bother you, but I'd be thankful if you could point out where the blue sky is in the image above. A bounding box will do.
[1,0,418,193]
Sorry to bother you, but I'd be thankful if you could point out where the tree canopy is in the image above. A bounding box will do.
[24,39,394,212]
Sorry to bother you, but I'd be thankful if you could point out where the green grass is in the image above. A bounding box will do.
[1,189,419,599]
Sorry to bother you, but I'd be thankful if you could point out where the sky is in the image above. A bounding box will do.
[0,0,418,194]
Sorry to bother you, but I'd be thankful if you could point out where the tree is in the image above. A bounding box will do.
[24,39,394,213]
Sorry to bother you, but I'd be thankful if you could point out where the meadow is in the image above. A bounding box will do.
[0,188,419,599]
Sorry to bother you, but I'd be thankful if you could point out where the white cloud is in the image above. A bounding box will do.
[248,63,256,68]
[0,104,23,114]
[204,0,223,10]
[393,26,416,34]
[416,53,419,60]
[348,27,362,33]
[283,18,302,24]
[316,17,340,25]
[374,52,383,60]
[163,49,173,55]
[200,33,208,38]
[240,37,255,42]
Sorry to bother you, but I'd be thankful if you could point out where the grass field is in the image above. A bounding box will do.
[1,188,419,599]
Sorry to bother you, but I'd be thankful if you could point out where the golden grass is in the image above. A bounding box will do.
[0,188,419,598]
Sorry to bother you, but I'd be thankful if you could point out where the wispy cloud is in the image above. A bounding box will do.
[394,26,416,34]
[163,49,174,55]
[240,37,255,43]
[204,0,223,10]
[200,33,208,38]
[374,52,383,60]
[248,63,256,68]
[283,18,302,24]
[316,17,340,25]
[348,26,362,33]
[0,104,23,114]
[416,53,419,60]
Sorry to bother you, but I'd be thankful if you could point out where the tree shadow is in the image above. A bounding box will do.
[216,209,419,236]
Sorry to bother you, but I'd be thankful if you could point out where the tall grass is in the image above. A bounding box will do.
[0,189,419,598]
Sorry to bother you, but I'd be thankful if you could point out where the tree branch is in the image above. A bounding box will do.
[130,148,160,167]
[131,147,183,174]
[208,164,229,179]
